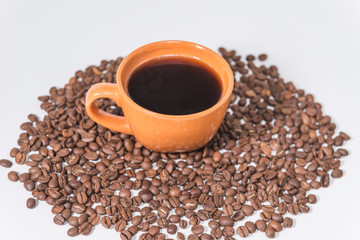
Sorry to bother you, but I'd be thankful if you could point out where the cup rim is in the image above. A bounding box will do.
[116,40,234,120]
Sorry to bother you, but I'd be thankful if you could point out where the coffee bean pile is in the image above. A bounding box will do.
[2,48,349,239]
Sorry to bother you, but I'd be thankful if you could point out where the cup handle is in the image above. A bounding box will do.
[85,83,132,135]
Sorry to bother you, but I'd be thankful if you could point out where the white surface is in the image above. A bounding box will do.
[0,0,359,239]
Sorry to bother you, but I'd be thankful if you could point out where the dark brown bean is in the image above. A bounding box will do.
[67,227,80,237]
[237,226,249,238]
[283,217,294,228]
[26,198,37,209]
[265,227,276,238]
[8,171,18,182]
[0,159,12,168]
[255,219,267,232]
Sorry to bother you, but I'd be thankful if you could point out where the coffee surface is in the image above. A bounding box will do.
[127,59,222,115]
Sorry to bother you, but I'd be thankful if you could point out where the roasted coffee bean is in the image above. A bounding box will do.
[8,171,18,182]
[191,225,204,234]
[219,216,234,227]
[89,214,100,226]
[148,225,160,236]
[24,180,35,191]
[179,220,187,229]
[269,220,283,232]
[242,205,254,216]
[79,222,92,235]
[223,226,234,237]
[26,198,37,209]
[101,216,112,229]
[331,169,343,178]
[265,227,276,238]
[237,226,249,238]
[139,189,153,203]
[0,159,12,168]
[307,194,317,204]
[167,224,177,235]
[255,219,267,232]
[211,227,222,239]
[67,227,80,237]
[53,215,66,225]
[18,173,30,182]
[115,219,127,232]
[258,54,267,61]
[283,217,294,228]
[177,232,185,240]
[120,230,132,240]
[245,221,256,233]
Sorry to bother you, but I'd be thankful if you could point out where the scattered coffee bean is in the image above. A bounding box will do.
[331,169,343,178]
[269,220,283,232]
[245,221,256,233]
[237,226,249,238]
[255,219,267,232]
[67,227,80,237]
[219,216,234,227]
[167,224,177,235]
[7,171,18,182]
[283,217,294,228]
[307,194,317,204]
[26,198,37,209]
[265,227,276,238]
[0,159,12,168]
[191,225,204,235]
[258,54,267,61]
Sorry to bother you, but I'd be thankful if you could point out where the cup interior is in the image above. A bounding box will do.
[116,40,233,116]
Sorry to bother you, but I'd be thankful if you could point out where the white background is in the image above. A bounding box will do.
[0,0,359,239]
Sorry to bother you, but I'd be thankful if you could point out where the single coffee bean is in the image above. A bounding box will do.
[101,216,112,229]
[0,159,12,168]
[245,221,256,233]
[283,217,294,228]
[177,232,185,240]
[219,216,234,227]
[209,220,220,229]
[148,225,160,236]
[67,227,80,237]
[8,171,18,182]
[191,225,204,235]
[237,226,249,238]
[167,224,177,235]
[120,230,132,240]
[26,198,37,209]
[265,227,276,238]
[24,180,35,191]
[115,219,127,232]
[269,220,283,232]
[255,219,267,232]
[271,213,284,223]
[18,173,30,182]
[307,194,317,204]
[223,226,234,237]
[54,215,66,225]
[258,54,267,61]
[79,222,92,235]
[139,189,153,203]
[331,169,343,178]
[89,214,100,226]
[242,205,254,216]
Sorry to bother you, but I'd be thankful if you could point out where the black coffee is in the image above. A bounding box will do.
[127,58,222,115]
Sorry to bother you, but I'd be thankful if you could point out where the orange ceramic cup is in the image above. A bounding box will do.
[85,40,233,152]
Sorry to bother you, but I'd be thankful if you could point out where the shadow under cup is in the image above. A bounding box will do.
[87,40,234,152]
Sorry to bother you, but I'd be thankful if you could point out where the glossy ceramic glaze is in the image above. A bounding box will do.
[85,40,234,152]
